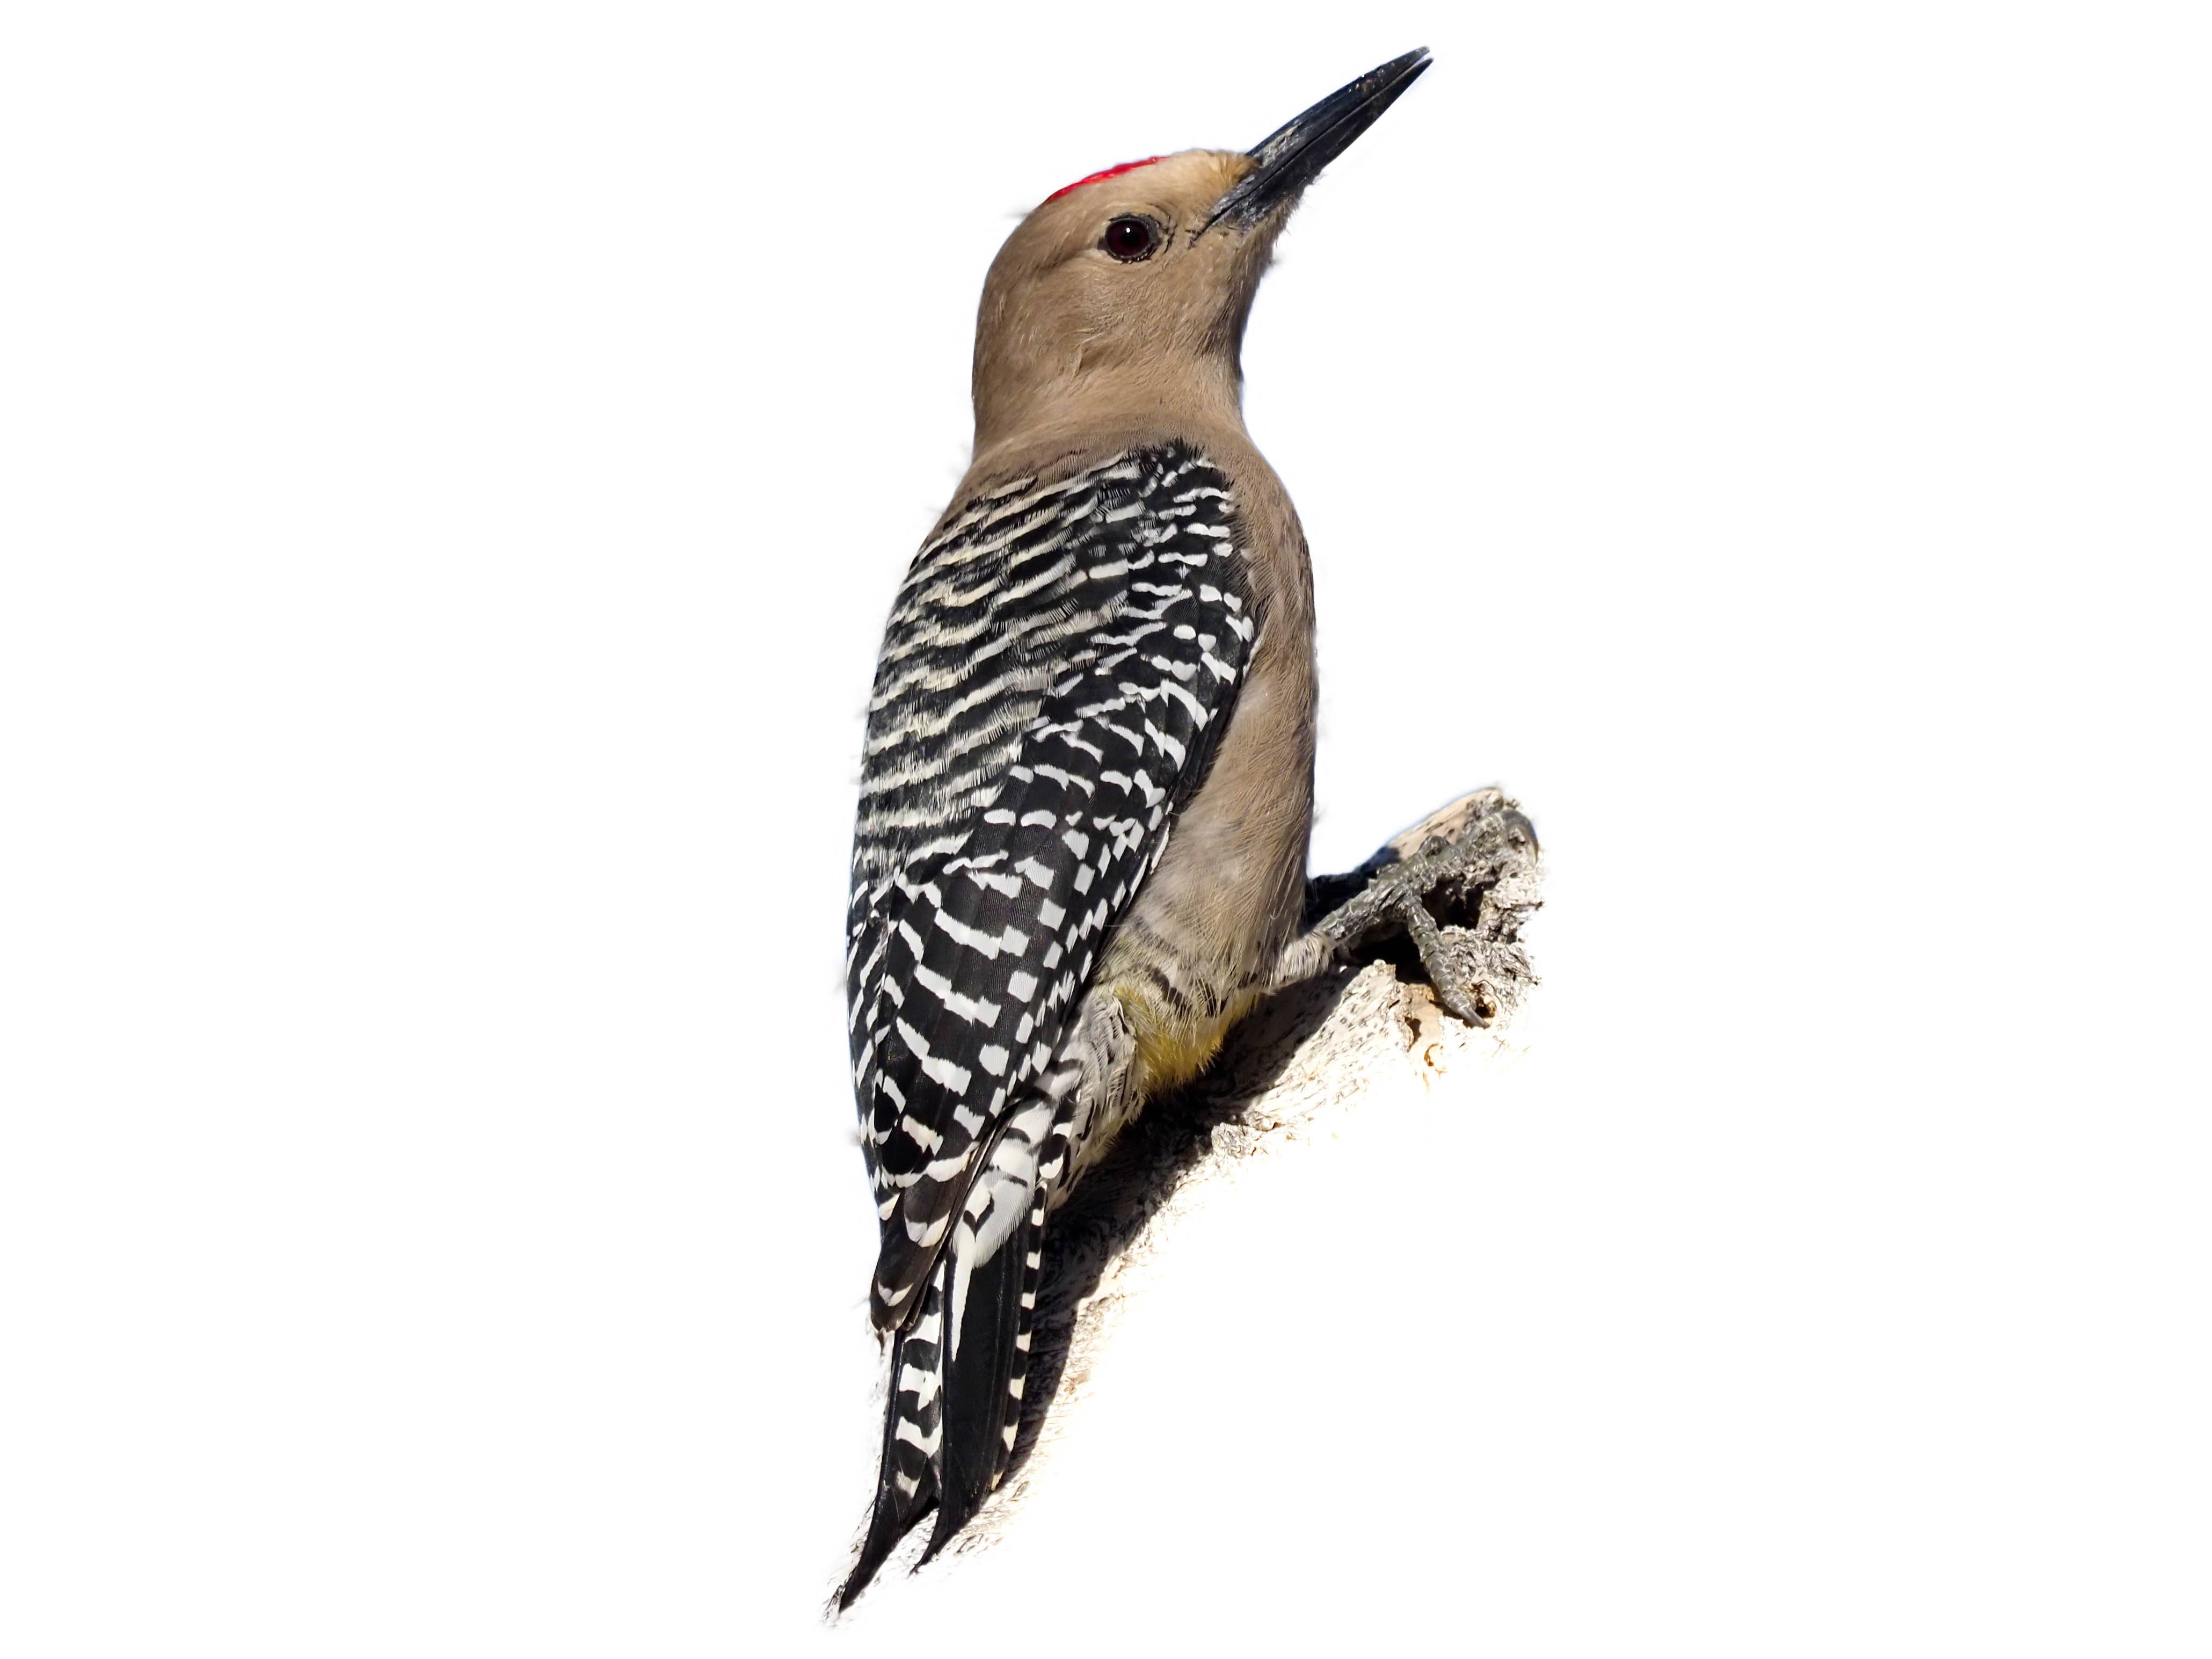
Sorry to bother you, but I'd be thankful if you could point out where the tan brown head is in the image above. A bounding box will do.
[970,49,1432,459]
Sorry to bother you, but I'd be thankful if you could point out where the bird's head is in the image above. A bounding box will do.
[970,49,1431,456]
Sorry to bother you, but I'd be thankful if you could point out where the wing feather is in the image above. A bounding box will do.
[846,443,1254,1323]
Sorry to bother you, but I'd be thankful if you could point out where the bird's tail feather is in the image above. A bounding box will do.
[922,1153,1049,1561]
[840,1097,1065,1606]
[839,1275,945,1610]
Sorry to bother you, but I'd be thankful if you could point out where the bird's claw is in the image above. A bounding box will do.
[1300,789,1539,1029]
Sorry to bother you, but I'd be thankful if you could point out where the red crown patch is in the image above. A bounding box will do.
[1043,156,1166,205]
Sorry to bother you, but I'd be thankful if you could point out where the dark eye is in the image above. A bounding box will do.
[1102,215,1160,262]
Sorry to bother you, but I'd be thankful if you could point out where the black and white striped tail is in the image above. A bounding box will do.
[841,1278,944,1610]
[841,1096,1068,1608]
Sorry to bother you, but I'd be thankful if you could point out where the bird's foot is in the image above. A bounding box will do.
[1282,787,1541,1028]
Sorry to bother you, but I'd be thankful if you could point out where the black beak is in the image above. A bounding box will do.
[1204,48,1432,232]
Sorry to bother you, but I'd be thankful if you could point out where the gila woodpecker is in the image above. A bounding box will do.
[840,49,1451,1606]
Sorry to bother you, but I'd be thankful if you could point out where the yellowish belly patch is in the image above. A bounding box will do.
[1116,982,1262,1100]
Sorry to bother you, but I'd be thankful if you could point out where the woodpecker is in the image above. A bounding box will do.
[840,50,1445,1605]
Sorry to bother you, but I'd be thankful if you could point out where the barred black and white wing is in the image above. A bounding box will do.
[845,443,1256,1328]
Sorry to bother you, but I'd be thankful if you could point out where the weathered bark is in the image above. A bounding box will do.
[870,785,1541,1577]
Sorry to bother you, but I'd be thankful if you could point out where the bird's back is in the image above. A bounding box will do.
[846,430,1295,1322]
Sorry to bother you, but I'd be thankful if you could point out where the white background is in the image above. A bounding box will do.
[4,3,2206,1653]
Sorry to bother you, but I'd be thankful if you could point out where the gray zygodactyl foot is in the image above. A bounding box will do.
[1276,787,1541,1028]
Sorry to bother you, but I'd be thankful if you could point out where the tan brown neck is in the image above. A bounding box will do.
[971,355,1245,472]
